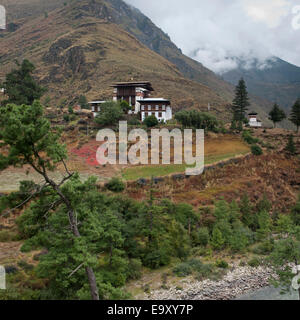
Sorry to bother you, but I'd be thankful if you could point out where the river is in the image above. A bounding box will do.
[235,286,299,300]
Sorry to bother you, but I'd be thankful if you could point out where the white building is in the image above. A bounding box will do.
[89,82,173,122]
[139,98,172,122]
[248,112,262,127]
[88,101,106,117]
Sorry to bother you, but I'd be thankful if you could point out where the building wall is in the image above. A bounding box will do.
[140,102,172,122]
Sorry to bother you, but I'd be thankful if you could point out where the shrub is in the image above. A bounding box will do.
[242,130,259,144]
[143,115,158,127]
[175,110,219,131]
[63,114,70,122]
[252,240,274,255]
[251,145,263,156]
[95,101,124,126]
[248,257,261,267]
[105,177,125,193]
[127,259,142,280]
[192,227,209,246]
[216,260,229,269]
[173,262,193,277]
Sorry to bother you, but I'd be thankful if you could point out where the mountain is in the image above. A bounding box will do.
[221,57,300,111]
[0,0,272,124]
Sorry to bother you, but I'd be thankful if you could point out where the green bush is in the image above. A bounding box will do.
[248,257,261,267]
[173,262,193,277]
[95,101,124,126]
[143,115,159,127]
[251,145,263,156]
[252,240,274,255]
[105,177,126,193]
[175,110,219,131]
[192,227,210,246]
[242,130,259,144]
[216,260,229,269]
[63,114,70,122]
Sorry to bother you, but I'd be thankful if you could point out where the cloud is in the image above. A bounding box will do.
[126,0,300,73]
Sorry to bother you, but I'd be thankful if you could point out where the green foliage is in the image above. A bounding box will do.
[285,135,296,155]
[175,110,219,131]
[216,260,229,269]
[192,227,210,247]
[1,60,46,106]
[120,100,131,113]
[211,227,225,250]
[291,196,300,226]
[248,257,261,268]
[242,130,259,144]
[290,98,300,132]
[143,115,159,128]
[251,144,263,156]
[173,259,215,279]
[256,210,272,240]
[78,95,89,109]
[252,240,274,255]
[269,103,286,128]
[94,101,124,126]
[232,78,250,122]
[105,177,126,193]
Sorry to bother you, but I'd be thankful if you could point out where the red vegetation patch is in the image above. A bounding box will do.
[71,143,100,167]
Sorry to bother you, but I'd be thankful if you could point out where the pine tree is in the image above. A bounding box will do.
[269,103,286,128]
[285,135,296,155]
[232,78,250,123]
[211,227,225,250]
[1,60,46,106]
[290,98,300,133]
[78,95,89,109]
[0,101,99,300]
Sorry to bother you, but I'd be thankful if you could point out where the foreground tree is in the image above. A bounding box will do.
[0,101,99,300]
[269,103,286,128]
[269,225,300,299]
[290,99,300,133]
[1,60,46,106]
[232,78,250,127]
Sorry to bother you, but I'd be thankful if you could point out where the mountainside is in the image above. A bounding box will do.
[0,0,272,124]
[221,57,300,110]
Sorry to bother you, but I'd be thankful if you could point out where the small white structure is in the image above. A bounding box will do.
[248,112,262,128]
[140,98,172,122]
[88,100,106,117]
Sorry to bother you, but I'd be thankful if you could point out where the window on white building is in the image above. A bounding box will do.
[148,105,151,111]
[141,106,144,111]
[162,105,166,110]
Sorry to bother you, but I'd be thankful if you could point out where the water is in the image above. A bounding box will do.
[235,286,299,300]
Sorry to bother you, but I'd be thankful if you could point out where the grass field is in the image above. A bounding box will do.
[122,137,250,180]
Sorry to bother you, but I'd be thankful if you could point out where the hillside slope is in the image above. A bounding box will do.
[0,0,272,124]
[0,0,235,118]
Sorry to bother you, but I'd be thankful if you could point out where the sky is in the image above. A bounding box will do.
[126,0,300,74]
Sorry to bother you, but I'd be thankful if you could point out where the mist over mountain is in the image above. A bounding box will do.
[221,57,300,110]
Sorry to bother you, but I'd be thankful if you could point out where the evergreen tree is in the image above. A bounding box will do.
[269,223,300,299]
[211,227,225,250]
[285,135,296,155]
[1,60,46,106]
[232,78,250,123]
[269,103,286,128]
[0,101,99,300]
[78,95,89,109]
[290,98,300,133]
